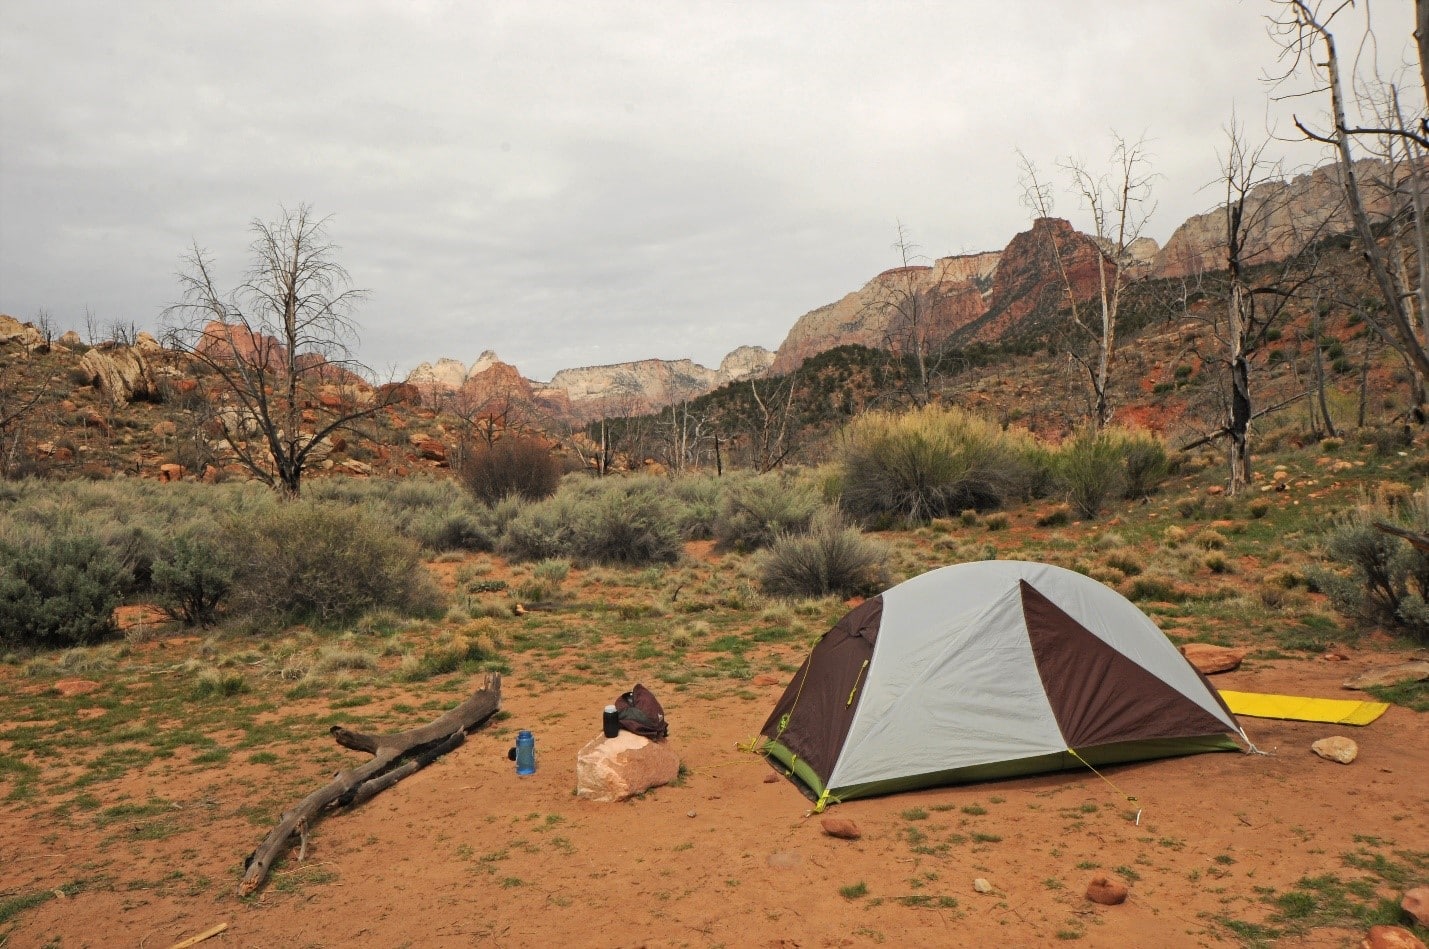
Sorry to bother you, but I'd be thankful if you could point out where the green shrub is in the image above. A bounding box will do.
[0,534,130,649]
[1112,429,1170,499]
[568,479,684,566]
[713,473,822,552]
[838,405,1029,524]
[225,501,444,627]
[459,435,562,506]
[152,530,234,627]
[1055,428,1126,520]
[669,475,722,540]
[758,513,889,599]
[1314,490,1429,640]
[501,477,684,566]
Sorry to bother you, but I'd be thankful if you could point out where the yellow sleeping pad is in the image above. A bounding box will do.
[1219,690,1389,726]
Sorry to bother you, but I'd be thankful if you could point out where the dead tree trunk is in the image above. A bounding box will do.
[238,673,502,896]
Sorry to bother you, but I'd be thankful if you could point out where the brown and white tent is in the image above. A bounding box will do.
[758,561,1249,810]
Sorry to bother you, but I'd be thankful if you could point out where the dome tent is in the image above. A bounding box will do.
[758,561,1250,810]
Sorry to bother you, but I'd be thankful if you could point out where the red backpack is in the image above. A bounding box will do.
[615,684,669,739]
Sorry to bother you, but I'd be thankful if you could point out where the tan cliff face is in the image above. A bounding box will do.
[768,251,1000,375]
[1154,158,1390,279]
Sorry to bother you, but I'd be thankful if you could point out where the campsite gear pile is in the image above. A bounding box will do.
[614,684,669,740]
[757,561,1251,811]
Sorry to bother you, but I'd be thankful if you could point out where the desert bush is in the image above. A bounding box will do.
[1054,428,1126,520]
[758,513,889,599]
[669,475,722,539]
[0,533,130,649]
[838,405,1030,524]
[1112,428,1170,499]
[568,479,683,566]
[501,477,683,566]
[500,493,579,561]
[458,435,562,506]
[224,501,444,627]
[1036,504,1072,527]
[1312,489,1429,640]
[713,472,823,552]
[152,529,234,627]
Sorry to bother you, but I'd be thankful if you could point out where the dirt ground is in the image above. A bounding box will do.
[2,642,1426,949]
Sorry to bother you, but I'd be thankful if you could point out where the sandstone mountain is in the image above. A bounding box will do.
[768,252,999,375]
[410,347,773,423]
[1153,158,1390,278]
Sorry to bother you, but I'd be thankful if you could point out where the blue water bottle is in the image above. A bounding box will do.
[514,730,536,775]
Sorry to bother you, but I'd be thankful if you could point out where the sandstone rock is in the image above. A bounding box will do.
[1361,925,1426,949]
[762,772,779,784]
[415,439,447,463]
[973,878,994,894]
[201,464,220,484]
[158,463,185,483]
[59,330,83,347]
[752,674,783,687]
[78,345,159,405]
[338,459,373,476]
[575,732,680,803]
[0,314,44,348]
[152,420,177,438]
[1312,736,1359,764]
[134,331,162,353]
[1402,887,1429,927]
[1179,643,1247,674]
[1085,875,1128,906]
[59,399,77,413]
[820,818,861,840]
[1344,661,1429,691]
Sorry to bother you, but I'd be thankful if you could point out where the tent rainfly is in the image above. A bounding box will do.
[758,561,1251,810]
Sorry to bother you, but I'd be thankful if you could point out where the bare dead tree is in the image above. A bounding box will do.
[874,223,945,407]
[162,205,395,497]
[1270,0,1429,421]
[1018,136,1156,428]
[1217,120,1335,491]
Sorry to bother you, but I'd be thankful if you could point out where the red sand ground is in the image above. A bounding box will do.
[3,647,1426,948]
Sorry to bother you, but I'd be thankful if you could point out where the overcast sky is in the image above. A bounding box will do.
[1,1,1419,382]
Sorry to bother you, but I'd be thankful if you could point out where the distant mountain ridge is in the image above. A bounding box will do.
[407,158,1371,415]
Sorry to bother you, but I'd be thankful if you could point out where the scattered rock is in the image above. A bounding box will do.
[820,818,860,840]
[1312,736,1359,764]
[973,878,993,894]
[575,732,681,803]
[1179,643,1246,674]
[1085,875,1128,906]
[1344,661,1429,691]
[1361,925,1426,949]
[58,329,83,347]
[753,674,783,687]
[0,314,44,348]
[762,772,779,784]
[77,345,159,405]
[158,463,185,483]
[1403,887,1429,927]
[152,420,177,438]
[766,852,801,869]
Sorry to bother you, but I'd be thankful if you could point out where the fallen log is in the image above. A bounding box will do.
[238,672,501,896]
